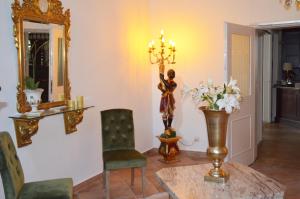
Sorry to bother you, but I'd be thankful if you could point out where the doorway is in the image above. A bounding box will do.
[253,22,300,198]
[257,24,300,131]
[254,22,300,173]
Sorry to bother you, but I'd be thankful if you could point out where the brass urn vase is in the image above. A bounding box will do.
[201,107,230,183]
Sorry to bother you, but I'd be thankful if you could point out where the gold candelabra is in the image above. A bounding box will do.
[149,30,180,163]
[282,0,300,8]
[148,30,176,69]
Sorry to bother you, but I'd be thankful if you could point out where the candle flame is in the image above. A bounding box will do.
[169,40,175,47]
[148,40,155,47]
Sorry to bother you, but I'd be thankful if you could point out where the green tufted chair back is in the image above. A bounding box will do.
[0,132,24,199]
[101,109,135,152]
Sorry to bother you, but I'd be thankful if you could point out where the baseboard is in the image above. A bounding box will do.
[73,173,102,193]
[141,146,155,154]
[257,139,263,148]
[278,118,300,128]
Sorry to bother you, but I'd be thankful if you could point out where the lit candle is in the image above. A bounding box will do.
[160,30,165,47]
[148,42,152,52]
[172,41,176,51]
[149,40,155,53]
[169,40,175,51]
[169,40,174,47]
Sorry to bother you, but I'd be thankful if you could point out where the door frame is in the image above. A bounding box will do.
[248,20,300,158]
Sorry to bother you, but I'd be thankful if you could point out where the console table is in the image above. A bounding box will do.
[156,162,285,199]
[276,87,300,127]
[9,105,93,147]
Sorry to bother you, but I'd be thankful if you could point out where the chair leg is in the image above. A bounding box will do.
[105,170,110,199]
[131,168,135,187]
[142,167,145,197]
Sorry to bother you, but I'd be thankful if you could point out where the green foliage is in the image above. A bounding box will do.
[25,77,40,90]
[160,129,177,138]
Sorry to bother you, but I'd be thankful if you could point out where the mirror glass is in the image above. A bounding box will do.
[23,21,65,103]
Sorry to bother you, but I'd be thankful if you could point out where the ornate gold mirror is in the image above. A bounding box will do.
[12,0,71,113]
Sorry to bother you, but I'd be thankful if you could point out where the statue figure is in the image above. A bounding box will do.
[158,64,177,132]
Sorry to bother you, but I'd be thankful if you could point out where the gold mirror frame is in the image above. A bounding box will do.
[12,0,71,113]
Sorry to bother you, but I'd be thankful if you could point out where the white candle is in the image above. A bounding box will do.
[76,96,84,108]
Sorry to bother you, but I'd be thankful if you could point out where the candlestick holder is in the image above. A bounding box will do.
[149,30,180,163]
[148,30,176,67]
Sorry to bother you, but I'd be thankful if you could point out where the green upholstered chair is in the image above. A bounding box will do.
[101,109,147,199]
[0,131,73,199]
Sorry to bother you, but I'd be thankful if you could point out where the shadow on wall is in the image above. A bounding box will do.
[0,84,7,111]
[174,75,183,131]
[0,102,7,111]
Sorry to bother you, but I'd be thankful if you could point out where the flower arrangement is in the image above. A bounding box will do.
[182,78,241,114]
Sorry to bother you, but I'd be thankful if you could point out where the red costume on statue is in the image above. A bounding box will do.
[158,69,177,130]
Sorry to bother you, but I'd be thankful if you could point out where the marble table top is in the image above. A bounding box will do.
[156,162,285,199]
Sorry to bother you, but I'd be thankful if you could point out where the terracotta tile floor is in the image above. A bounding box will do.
[75,123,300,199]
[74,150,209,199]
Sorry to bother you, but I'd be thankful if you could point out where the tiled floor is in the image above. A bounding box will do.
[75,123,300,199]
[74,150,209,199]
[251,123,300,199]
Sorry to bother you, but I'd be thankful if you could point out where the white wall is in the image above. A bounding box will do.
[149,0,300,151]
[1,0,300,198]
[0,0,151,197]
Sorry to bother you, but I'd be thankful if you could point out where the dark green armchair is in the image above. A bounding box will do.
[101,109,147,199]
[0,131,73,199]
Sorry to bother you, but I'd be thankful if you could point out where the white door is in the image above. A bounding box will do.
[225,23,256,165]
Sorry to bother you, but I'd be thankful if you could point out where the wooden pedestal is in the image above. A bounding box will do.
[157,136,181,163]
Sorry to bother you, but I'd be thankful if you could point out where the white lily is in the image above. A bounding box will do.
[182,78,241,113]
[227,77,240,94]
[216,94,238,113]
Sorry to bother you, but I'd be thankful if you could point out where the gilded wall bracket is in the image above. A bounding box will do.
[13,118,41,147]
[64,110,84,134]
[10,106,92,147]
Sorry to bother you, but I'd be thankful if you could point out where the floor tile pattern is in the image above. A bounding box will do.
[74,150,209,199]
[75,124,300,199]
